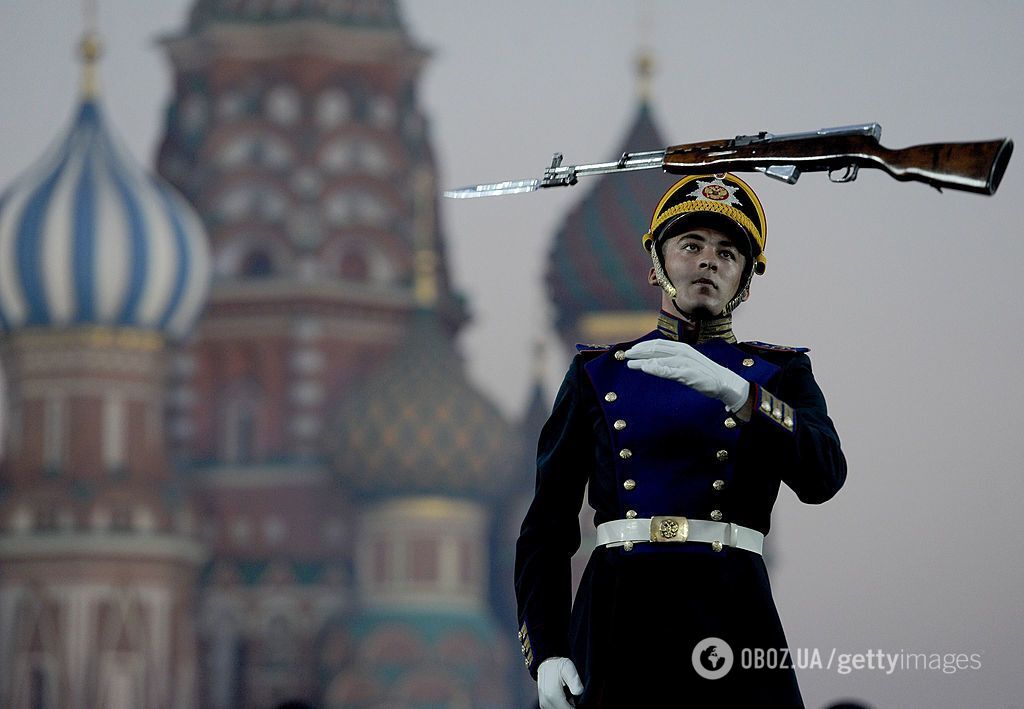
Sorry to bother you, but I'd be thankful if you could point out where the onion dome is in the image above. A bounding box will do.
[329,310,518,500]
[187,0,404,31]
[0,35,210,340]
[545,100,678,335]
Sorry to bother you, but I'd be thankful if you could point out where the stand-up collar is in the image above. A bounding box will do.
[656,309,736,344]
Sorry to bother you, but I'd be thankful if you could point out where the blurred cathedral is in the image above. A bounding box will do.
[0,2,672,708]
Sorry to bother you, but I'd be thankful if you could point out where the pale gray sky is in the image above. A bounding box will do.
[2,2,1024,707]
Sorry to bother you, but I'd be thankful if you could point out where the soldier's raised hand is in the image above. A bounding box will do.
[624,339,750,412]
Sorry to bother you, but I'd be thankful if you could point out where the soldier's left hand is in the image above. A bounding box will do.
[624,340,750,412]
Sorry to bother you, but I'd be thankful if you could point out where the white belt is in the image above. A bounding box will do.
[596,516,764,555]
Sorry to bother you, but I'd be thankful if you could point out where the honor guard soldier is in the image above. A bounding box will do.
[515,174,847,708]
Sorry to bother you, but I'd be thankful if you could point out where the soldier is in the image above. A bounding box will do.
[515,173,847,707]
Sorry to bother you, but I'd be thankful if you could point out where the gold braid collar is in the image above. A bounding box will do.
[657,309,736,344]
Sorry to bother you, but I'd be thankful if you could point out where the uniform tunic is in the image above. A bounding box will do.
[514,322,846,707]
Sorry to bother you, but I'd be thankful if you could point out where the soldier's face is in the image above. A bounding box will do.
[651,226,747,317]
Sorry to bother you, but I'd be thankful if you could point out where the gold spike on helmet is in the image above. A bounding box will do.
[642,173,767,314]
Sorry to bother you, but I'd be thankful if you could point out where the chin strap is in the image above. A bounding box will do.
[721,282,750,316]
[650,241,678,299]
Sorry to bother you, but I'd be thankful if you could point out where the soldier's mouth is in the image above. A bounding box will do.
[692,278,717,289]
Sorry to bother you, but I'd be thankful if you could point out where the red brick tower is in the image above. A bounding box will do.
[155,2,470,705]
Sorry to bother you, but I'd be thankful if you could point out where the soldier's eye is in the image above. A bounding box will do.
[720,250,736,260]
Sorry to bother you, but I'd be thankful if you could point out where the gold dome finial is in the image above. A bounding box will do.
[636,49,654,101]
[79,0,102,97]
[634,2,655,101]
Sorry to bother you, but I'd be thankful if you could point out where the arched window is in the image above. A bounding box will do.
[369,95,396,128]
[320,138,356,174]
[259,135,295,169]
[265,85,301,126]
[358,141,392,176]
[326,239,398,285]
[242,250,274,278]
[315,88,352,129]
[220,381,263,463]
[339,248,369,281]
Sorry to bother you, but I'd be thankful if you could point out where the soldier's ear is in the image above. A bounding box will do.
[742,285,751,302]
[648,267,658,286]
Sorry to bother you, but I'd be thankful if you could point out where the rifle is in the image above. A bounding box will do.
[442,123,1012,198]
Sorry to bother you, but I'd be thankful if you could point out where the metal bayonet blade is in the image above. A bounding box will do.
[442,178,540,199]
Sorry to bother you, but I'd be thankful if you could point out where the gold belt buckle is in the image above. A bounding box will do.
[650,515,689,543]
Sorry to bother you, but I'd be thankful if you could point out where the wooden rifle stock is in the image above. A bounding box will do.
[663,134,1013,195]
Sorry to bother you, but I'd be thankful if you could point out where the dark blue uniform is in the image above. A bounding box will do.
[514,314,846,707]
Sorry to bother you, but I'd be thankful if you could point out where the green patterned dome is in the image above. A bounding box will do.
[329,310,518,499]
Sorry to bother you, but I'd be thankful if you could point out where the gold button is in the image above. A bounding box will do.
[623,479,636,491]
[712,479,725,491]
[619,448,633,460]
[518,630,525,640]
[626,509,637,519]
[783,416,794,428]
[724,417,737,429]
[711,540,723,552]
[605,391,618,403]
[742,358,754,367]
[614,350,626,361]
[710,509,723,521]
[761,401,772,413]
[524,657,531,667]
[623,541,634,551]
[716,449,729,462]
[614,419,627,431]
[773,406,783,420]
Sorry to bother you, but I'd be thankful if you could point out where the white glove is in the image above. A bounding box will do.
[538,657,584,709]
[624,340,750,412]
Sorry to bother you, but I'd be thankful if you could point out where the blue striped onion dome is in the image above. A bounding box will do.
[0,99,210,340]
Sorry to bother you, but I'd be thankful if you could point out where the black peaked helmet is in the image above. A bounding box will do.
[642,173,767,314]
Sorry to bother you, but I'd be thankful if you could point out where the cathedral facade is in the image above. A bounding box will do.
[0,3,672,708]
[0,2,516,708]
